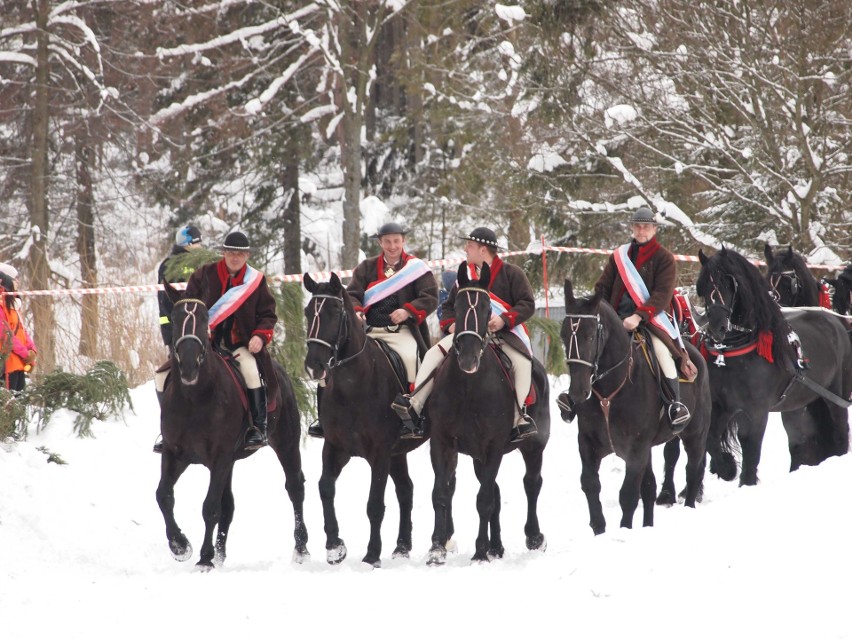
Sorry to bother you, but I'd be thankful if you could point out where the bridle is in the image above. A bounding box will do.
[306,293,365,369]
[768,269,800,304]
[702,272,752,336]
[452,286,490,357]
[563,312,633,400]
[173,298,208,365]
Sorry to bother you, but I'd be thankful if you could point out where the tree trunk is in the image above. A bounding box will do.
[76,135,98,358]
[28,0,55,373]
[281,137,302,276]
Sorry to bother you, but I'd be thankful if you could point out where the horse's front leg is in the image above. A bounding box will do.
[428,441,458,566]
[389,454,414,559]
[578,431,606,535]
[520,445,546,551]
[656,438,681,506]
[214,468,234,567]
[269,421,309,562]
[639,450,656,528]
[155,453,192,561]
[472,455,503,562]
[363,457,391,567]
[197,459,234,570]
[318,443,350,564]
[619,451,651,529]
[738,410,767,486]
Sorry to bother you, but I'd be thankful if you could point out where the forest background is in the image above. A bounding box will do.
[1,0,850,387]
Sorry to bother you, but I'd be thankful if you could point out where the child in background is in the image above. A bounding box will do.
[0,267,36,392]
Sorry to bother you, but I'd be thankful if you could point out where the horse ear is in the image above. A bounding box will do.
[303,272,318,293]
[164,280,183,304]
[698,249,709,266]
[764,243,773,263]
[478,262,491,288]
[457,261,470,287]
[564,278,575,304]
[330,272,342,293]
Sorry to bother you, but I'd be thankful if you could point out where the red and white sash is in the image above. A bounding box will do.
[208,264,264,329]
[362,257,430,309]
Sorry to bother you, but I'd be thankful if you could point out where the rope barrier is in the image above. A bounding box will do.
[7,243,840,298]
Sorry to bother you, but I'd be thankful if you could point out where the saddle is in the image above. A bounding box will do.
[634,329,690,406]
[488,342,537,407]
[372,338,410,393]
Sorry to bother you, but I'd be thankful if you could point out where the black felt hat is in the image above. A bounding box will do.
[458,227,506,251]
[222,231,251,252]
[631,206,657,224]
[371,222,409,239]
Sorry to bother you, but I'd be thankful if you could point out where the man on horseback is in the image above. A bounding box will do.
[558,206,696,433]
[158,223,204,348]
[154,231,277,452]
[392,227,537,444]
[307,222,438,438]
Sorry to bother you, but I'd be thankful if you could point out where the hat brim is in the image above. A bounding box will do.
[457,235,506,251]
[371,230,409,239]
[221,244,252,252]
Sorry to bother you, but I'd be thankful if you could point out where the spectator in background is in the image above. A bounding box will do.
[437,269,457,320]
[158,224,203,347]
[0,268,36,392]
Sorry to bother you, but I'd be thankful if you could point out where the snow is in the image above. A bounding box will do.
[2,381,851,638]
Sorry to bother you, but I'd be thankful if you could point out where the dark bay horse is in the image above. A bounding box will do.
[303,272,426,567]
[156,284,308,570]
[696,247,851,486]
[825,263,852,317]
[561,280,711,534]
[427,262,550,564]
[764,244,822,307]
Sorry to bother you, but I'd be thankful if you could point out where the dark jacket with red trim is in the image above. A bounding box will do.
[347,252,438,327]
[441,256,535,360]
[185,260,279,400]
[595,238,685,360]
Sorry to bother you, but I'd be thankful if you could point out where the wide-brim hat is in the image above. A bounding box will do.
[458,227,506,251]
[371,222,409,239]
[222,231,251,252]
[631,206,657,225]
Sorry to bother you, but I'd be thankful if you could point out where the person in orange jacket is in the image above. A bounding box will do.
[0,270,36,392]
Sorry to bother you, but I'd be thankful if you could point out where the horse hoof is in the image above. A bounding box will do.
[363,557,381,568]
[392,547,410,560]
[195,560,214,572]
[471,553,491,563]
[326,542,347,565]
[486,548,504,561]
[169,537,192,562]
[526,533,546,551]
[656,489,676,507]
[426,545,447,566]
[292,548,311,564]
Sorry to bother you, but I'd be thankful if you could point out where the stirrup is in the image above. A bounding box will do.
[244,428,268,451]
[307,419,324,439]
[668,402,691,428]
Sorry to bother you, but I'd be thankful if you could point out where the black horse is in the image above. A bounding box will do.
[824,263,852,317]
[303,272,426,567]
[764,243,821,307]
[426,262,550,564]
[696,247,851,486]
[156,284,308,570]
[561,279,711,534]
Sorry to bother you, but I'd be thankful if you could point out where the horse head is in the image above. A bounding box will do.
[560,279,607,404]
[697,248,741,343]
[165,281,209,386]
[824,264,852,316]
[452,260,492,373]
[303,272,356,380]
[764,243,819,307]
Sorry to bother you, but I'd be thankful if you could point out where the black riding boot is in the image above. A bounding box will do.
[509,410,537,444]
[153,390,165,453]
[391,394,425,439]
[245,387,268,450]
[555,392,576,423]
[308,386,324,438]
[664,377,691,435]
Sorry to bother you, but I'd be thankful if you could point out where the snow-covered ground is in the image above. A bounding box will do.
[1,378,850,638]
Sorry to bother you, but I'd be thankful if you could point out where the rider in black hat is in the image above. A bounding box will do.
[307,221,438,438]
[557,205,695,433]
[393,226,538,443]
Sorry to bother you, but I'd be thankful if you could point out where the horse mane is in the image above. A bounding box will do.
[698,247,791,365]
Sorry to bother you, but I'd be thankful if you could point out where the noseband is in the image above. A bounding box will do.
[768,269,799,304]
[702,272,751,336]
[173,297,208,364]
[452,286,490,356]
[306,294,364,369]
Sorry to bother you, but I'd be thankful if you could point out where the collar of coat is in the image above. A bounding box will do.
[217,259,247,293]
[630,237,660,270]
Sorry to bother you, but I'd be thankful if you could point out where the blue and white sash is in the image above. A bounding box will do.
[613,244,684,348]
[208,264,264,329]
[362,257,430,309]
